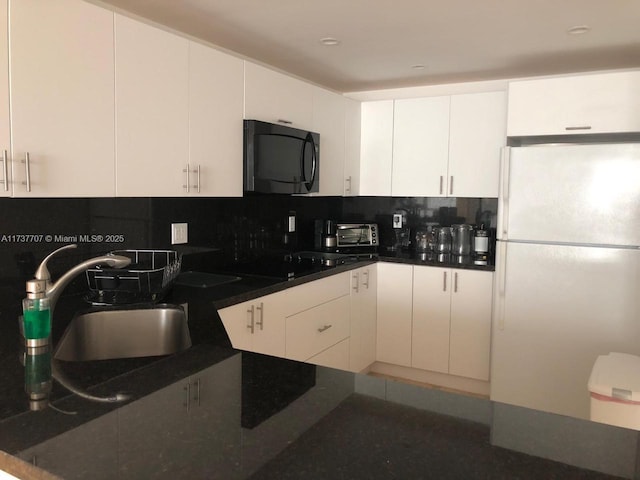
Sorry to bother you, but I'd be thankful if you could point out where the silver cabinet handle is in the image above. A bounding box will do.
[256,302,264,330]
[345,176,352,194]
[443,271,447,292]
[362,270,369,289]
[449,176,454,195]
[247,305,255,334]
[194,379,201,407]
[352,273,359,293]
[454,272,458,293]
[439,175,443,195]
[184,382,191,412]
[565,126,592,131]
[183,164,199,193]
[22,152,31,192]
[317,324,332,333]
[1,150,7,191]
[183,163,190,193]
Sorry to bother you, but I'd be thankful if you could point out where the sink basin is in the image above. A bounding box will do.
[54,305,192,362]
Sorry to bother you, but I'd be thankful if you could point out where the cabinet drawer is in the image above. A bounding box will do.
[285,295,350,361]
[283,272,350,317]
[307,338,350,370]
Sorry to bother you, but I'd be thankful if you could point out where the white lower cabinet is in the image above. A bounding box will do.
[219,272,351,367]
[412,265,493,381]
[218,291,287,358]
[412,266,451,373]
[377,262,493,382]
[376,263,413,367]
[16,412,119,480]
[349,266,377,372]
[118,355,241,480]
[285,294,351,363]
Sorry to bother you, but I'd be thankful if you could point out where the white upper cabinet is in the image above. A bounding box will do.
[0,0,9,197]
[244,62,313,130]
[189,42,244,197]
[115,14,189,197]
[311,88,346,196]
[360,92,505,198]
[448,91,506,198]
[9,0,115,197]
[343,98,361,196]
[360,100,394,196]
[392,96,450,197]
[507,71,640,136]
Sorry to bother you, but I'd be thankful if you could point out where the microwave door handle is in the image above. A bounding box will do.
[308,134,318,191]
[300,133,318,192]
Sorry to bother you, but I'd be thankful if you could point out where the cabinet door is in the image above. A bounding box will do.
[9,0,115,197]
[285,294,350,362]
[412,266,451,373]
[218,291,286,358]
[392,96,450,197]
[343,98,361,196]
[360,100,393,196]
[0,0,9,196]
[18,412,118,480]
[507,72,640,136]
[376,262,413,366]
[350,266,377,372]
[448,92,506,198]
[118,379,189,479]
[119,356,242,480]
[189,42,243,197]
[244,62,313,129]
[449,269,493,380]
[186,355,242,478]
[115,14,189,197]
[311,88,345,196]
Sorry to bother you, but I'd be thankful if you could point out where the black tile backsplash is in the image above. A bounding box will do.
[0,195,496,322]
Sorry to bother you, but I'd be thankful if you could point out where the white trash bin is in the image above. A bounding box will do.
[588,352,640,430]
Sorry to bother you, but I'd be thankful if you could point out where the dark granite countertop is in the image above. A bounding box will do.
[0,258,375,456]
[378,249,495,271]
[0,252,489,479]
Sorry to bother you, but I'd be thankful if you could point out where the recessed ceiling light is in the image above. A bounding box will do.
[411,64,426,70]
[567,25,591,35]
[319,37,340,46]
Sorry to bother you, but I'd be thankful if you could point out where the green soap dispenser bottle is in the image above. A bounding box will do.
[22,279,51,349]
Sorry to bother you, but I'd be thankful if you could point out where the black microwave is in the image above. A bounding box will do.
[244,120,320,194]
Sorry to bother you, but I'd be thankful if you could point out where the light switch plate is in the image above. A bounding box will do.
[393,214,403,229]
[171,223,188,244]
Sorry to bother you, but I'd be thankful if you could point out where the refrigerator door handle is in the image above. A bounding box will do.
[496,241,508,330]
[497,147,511,240]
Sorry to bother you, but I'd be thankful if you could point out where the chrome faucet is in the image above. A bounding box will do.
[32,244,131,316]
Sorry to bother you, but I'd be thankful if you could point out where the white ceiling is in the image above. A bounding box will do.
[97,0,640,92]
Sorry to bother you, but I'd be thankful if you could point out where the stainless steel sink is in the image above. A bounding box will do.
[54,305,192,362]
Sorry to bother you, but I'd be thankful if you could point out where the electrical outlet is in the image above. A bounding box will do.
[287,211,296,233]
[393,214,403,229]
[171,223,188,245]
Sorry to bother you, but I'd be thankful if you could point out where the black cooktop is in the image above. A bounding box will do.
[218,251,377,281]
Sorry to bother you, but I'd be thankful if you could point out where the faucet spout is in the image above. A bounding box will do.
[33,244,132,315]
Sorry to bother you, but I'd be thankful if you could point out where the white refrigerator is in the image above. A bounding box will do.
[491,143,640,421]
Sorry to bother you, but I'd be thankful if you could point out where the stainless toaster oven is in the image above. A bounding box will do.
[336,223,378,248]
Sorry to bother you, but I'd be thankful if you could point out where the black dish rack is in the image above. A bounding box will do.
[85,250,182,305]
